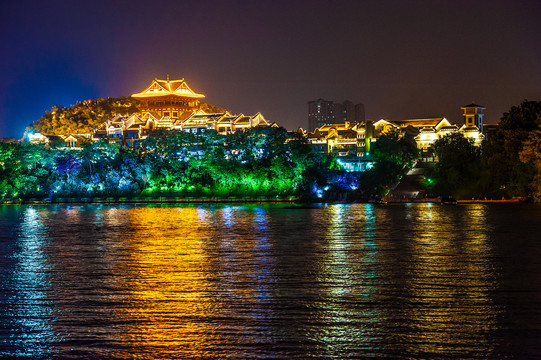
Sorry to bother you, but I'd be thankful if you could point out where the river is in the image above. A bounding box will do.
[1,203,540,359]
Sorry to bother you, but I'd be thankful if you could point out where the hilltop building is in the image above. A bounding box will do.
[86,77,274,147]
[372,116,484,157]
[27,77,276,148]
[131,76,205,120]
[92,110,272,147]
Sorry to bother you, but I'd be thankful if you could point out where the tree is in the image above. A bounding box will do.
[361,131,419,196]
[429,132,480,198]
[519,129,541,201]
[371,131,418,165]
[26,97,140,136]
[482,100,541,197]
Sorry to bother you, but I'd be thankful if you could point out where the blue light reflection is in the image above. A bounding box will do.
[3,207,62,358]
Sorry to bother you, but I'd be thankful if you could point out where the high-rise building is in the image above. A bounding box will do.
[308,99,335,132]
[308,99,364,131]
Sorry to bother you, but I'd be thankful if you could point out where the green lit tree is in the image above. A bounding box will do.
[360,131,419,197]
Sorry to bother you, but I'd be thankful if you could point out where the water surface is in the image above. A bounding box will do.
[1,203,540,359]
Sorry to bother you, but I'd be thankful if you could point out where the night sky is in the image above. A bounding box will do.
[1,0,540,139]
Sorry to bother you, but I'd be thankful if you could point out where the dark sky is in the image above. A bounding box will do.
[1,0,540,138]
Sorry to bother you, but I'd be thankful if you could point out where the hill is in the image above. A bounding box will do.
[26,97,227,136]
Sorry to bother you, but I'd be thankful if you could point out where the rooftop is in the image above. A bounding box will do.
[131,77,205,99]
[462,102,485,108]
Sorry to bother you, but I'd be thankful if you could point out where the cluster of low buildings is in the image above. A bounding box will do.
[302,104,486,171]
[28,77,276,148]
[26,77,489,172]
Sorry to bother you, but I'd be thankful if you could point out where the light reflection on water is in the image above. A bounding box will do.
[119,207,223,358]
[403,204,498,358]
[6,207,58,358]
[1,203,541,359]
[311,204,383,358]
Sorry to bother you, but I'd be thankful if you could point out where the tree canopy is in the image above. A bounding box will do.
[358,131,418,197]
[0,127,332,202]
[429,132,481,197]
[9,98,541,202]
[482,100,541,198]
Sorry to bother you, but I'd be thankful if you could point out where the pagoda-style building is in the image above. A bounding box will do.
[131,76,205,120]
[461,102,485,133]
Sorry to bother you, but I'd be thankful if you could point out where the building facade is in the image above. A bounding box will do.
[90,78,274,146]
[308,99,365,131]
[306,105,486,172]
[131,76,205,120]
[26,77,276,149]
[306,121,374,172]
[461,103,485,133]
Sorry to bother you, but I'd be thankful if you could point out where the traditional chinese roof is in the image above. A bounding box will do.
[126,113,142,123]
[250,112,270,127]
[419,127,437,133]
[326,128,357,139]
[234,114,252,125]
[140,111,162,122]
[461,125,481,132]
[181,112,226,129]
[110,114,126,124]
[461,103,485,108]
[177,111,196,122]
[440,125,459,131]
[372,119,400,129]
[317,122,357,132]
[220,114,241,123]
[390,118,449,128]
[189,113,226,122]
[131,77,205,100]
[64,134,91,141]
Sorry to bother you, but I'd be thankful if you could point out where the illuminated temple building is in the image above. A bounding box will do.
[24,76,270,148]
[87,77,274,146]
[24,77,278,148]
[131,76,205,120]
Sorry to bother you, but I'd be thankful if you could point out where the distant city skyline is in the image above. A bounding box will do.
[1,0,541,138]
[308,99,365,131]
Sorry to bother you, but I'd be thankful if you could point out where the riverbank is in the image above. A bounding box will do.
[1,196,298,205]
[2,197,530,206]
[457,198,524,203]
[384,196,526,204]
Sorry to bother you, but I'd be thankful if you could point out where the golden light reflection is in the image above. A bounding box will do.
[117,206,223,358]
[403,204,498,357]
